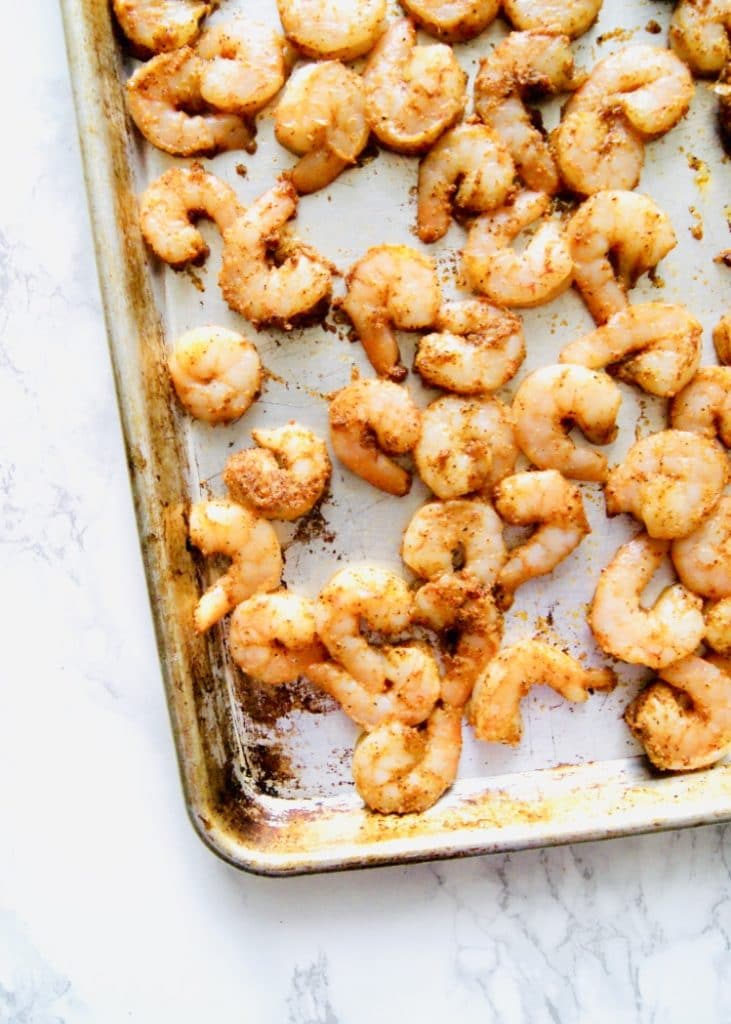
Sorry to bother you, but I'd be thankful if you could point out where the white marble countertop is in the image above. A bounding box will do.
[2,3,731,1021]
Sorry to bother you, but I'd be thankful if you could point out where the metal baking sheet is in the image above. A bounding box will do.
[62,0,731,874]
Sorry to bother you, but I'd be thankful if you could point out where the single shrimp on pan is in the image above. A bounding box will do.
[276,0,387,61]
[670,0,731,77]
[113,0,210,55]
[196,18,291,116]
[168,326,262,425]
[670,366,731,447]
[671,495,731,600]
[399,0,500,42]
[229,592,325,686]
[401,498,507,588]
[502,0,602,38]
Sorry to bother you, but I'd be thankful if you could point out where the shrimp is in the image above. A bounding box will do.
[552,107,645,199]
[718,62,731,151]
[414,395,519,500]
[126,49,253,157]
[113,0,209,55]
[416,123,515,243]
[670,367,731,446]
[401,499,507,587]
[706,597,731,653]
[414,300,525,394]
[713,313,731,365]
[462,191,574,309]
[196,18,290,116]
[139,164,244,268]
[567,191,677,324]
[467,640,615,746]
[352,705,462,814]
[219,179,333,328]
[400,0,500,42]
[228,592,325,685]
[276,0,387,61]
[473,32,584,194]
[671,496,731,599]
[605,430,728,539]
[493,470,590,609]
[590,533,705,669]
[329,378,421,496]
[512,365,621,483]
[167,326,262,424]
[224,423,331,521]
[340,245,440,381]
[670,0,731,77]
[363,19,467,154]
[502,0,602,38]
[558,303,702,398]
[188,499,283,632]
[625,655,731,771]
[275,61,369,194]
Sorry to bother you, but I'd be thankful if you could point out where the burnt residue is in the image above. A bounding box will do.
[236,673,337,729]
[290,499,337,547]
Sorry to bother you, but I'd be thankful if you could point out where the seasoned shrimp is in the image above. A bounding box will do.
[605,430,728,539]
[473,32,584,194]
[706,597,731,653]
[713,313,731,365]
[168,326,262,424]
[671,0,731,77]
[670,367,731,446]
[113,0,209,54]
[462,191,574,309]
[590,533,704,669]
[340,245,440,381]
[275,61,368,194]
[414,300,525,394]
[126,49,252,157]
[502,0,602,38]
[416,123,515,243]
[625,655,731,771]
[512,365,621,483]
[552,107,645,199]
[196,18,290,116]
[467,640,615,746]
[352,705,462,814]
[224,423,331,521]
[494,470,590,609]
[671,496,731,600]
[559,303,702,398]
[415,395,519,499]
[139,164,244,267]
[567,191,677,324]
[329,378,421,496]
[229,592,325,685]
[219,180,333,327]
[276,0,387,61]
[363,19,467,154]
[188,499,283,632]
[401,499,507,587]
[400,0,500,42]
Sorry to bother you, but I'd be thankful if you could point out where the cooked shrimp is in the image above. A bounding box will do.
[671,496,731,600]
[718,62,731,150]
[401,498,507,587]
[219,179,332,328]
[414,300,525,394]
[228,592,325,685]
[340,245,440,381]
[400,0,500,42]
[113,0,209,54]
[552,106,645,199]
[705,597,731,652]
[625,655,731,771]
[139,164,244,268]
[567,191,677,324]
[605,430,728,539]
[188,499,283,632]
[559,303,702,398]
[276,0,387,61]
[167,326,262,424]
[329,378,421,496]
[670,0,731,77]
[275,61,368,194]
[352,705,462,814]
[473,32,584,194]
[713,313,731,365]
[414,395,519,499]
[467,640,615,746]
[416,123,515,243]
[363,19,467,154]
[196,18,290,116]
[502,0,602,38]
[224,423,331,520]
[512,365,621,483]
[670,366,731,446]
[494,470,590,608]
[126,49,252,157]
[462,191,574,309]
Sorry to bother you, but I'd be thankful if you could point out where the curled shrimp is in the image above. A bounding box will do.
[671,0,731,77]
[494,470,590,609]
[340,245,440,381]
[329,378,421,496]
[590,533,705,669]
[462,191,574,309]
[168,326,262,424]
[567,190,677,324]
[352,705,462,814]
[275,61,369,194]
[224,423,331,521]
[605,429,728,539]
[229,592,325,685]
[400,0,499,41]
[512,364,621,483]
[671,495,731,600]
[363,19,467,154]
[188,499,283,632]
[414,300,525,395]
[558,303,702,398]
[670,366,731,447]
[113,0,209,54]
[502,0,602,38]
[276,0,387,61]
[195,18,290,116]
[415,395,519,500]
[706,597,731,653]
[625,655,731,771]
[139,164,244,268]
[416,122,515,243]
[219,179,333,328]
[467,640,615,746]
[713,313,731,365]
[401,498,507,587]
